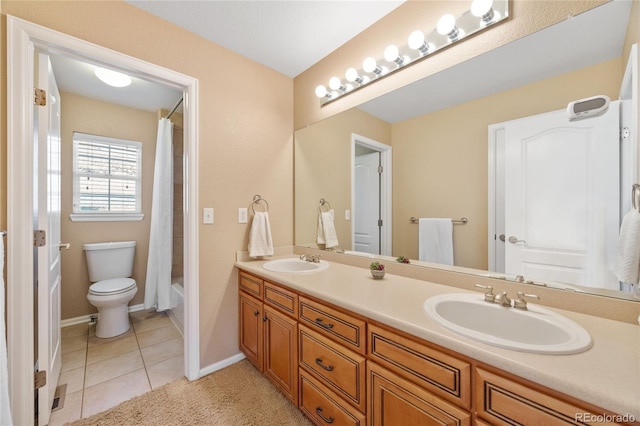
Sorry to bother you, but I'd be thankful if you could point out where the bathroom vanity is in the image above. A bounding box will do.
[236,256,639,425]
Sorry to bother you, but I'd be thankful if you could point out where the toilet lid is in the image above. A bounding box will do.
[89,278,136,295]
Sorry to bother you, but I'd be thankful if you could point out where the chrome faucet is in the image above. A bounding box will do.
[300,253,321,263]
[475,284,495,303]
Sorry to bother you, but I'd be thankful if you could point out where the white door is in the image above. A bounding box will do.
[36,51,63,426]
[504,103,620,289]
[354,152,380,254]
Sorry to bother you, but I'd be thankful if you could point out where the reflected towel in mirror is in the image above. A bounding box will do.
[614,209,640,284]
[248,211,274,258]
[418,218,454,265]
[317,211,339,248]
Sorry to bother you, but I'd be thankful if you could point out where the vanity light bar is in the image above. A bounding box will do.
[315,0,509,105]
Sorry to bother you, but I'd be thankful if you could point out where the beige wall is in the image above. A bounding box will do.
[293,0,607,129]
[1,1,293,368]
[59,92,157,319]
[295,108,391,247]
[392,58,622,268]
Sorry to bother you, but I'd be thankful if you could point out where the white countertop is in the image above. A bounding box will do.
[236,255,640,418]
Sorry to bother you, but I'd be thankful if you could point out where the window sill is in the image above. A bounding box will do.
[69,213,144,222]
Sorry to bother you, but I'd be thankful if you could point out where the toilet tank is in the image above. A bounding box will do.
[83,241,136,282]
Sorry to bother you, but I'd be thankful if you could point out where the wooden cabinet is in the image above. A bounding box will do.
[475,367,630,426]
[238,268,635,426]
[238,272,298,404]
[368,361,471,426]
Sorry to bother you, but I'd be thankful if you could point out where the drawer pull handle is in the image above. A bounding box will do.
[314,318,334,329]
[315,358,334,371]
[315,407,334,424]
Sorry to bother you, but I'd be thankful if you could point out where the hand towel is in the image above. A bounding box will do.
[418,218,454,265]
[317,210,339,248]
[248,211,274,258]
[614,209,640,284]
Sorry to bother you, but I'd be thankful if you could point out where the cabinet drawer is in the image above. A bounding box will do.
[368,324,471,410]
[368,361,471,426]
[475,368,628,426]
[239,270,263,299]
[299,296,366,355]
[264,281,298,318]
[299,368,366,426]
[299,325,366,412]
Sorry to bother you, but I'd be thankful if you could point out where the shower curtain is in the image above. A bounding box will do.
[1,236,13,425]
[144,118,174,311]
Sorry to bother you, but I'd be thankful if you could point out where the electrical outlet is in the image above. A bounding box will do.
[238,207,248,224]
[345,209,351,220]
[203,208,214,224]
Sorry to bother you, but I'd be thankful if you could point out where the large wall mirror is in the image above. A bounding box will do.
[295,1,639,301]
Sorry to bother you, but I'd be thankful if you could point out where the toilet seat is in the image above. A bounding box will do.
[89,278,136,296]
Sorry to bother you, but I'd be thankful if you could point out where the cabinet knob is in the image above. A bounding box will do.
[253,310,259,317]
[315,407,334,424]
[263,317,268,322]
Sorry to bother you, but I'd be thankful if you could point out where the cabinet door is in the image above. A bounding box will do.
[368,362,471,426]
[239,292,263,371]
[264,304,299,405]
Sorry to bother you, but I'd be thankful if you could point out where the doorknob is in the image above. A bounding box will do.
[58,242,70,250]
[508,236,526,244]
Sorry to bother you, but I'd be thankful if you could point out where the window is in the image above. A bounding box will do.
[71,132,143,222]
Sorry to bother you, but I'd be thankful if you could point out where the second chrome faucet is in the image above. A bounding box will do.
[475,284,540,310]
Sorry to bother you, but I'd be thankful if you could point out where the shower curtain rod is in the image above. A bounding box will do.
[165,97,183,119]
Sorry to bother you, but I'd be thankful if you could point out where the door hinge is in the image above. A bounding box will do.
[621,127,630,143]
[34,88,47,106]
[378,219,383,227]
[34,230,46,247]
[378,165,383,174]
[34,370,47,390]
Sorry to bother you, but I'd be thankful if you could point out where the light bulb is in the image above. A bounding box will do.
[315,85,328,98]
[384,45,399,62]
[363,57,378,73]
[471,0,495,22]
[408,30,430,55]
[437,14,459,40]
[329,76,346,92]
[345,68,359,82]
[94,67,132,88]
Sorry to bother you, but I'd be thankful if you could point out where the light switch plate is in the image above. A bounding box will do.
[238,208,248,224]
[345,209,351,220]
[203,208,214,224]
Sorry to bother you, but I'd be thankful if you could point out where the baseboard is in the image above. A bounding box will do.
[60,303,146,328]
[199,352,246,378]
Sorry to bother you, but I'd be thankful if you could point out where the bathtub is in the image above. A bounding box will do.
[169,278,184,335]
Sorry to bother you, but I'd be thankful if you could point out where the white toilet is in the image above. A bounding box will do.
[83,241,138,338]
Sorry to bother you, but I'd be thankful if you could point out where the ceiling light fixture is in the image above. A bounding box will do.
[94,67,132,88]
[315,0,509,105]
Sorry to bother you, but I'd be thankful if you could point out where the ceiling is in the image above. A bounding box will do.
[51,0,630,122]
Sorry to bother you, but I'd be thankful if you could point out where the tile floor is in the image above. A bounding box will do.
[48,309,184,425]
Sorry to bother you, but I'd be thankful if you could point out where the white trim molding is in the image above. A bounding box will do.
[7,15,200,424]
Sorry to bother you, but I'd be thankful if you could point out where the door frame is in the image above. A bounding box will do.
[351,134,392,255]
[7,15,201,424]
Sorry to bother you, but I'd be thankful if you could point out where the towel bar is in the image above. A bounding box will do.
[251,195,269,213]
[410,217,468,224]
[632,184,640,212]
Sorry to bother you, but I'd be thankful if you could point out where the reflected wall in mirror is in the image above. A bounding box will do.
[294,1,639,300]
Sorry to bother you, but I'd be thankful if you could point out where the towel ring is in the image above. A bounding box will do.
[251,195,269,213]
[318,198,332,213]
[633,184,640,212]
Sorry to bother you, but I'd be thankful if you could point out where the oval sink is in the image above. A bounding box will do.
[423,293,592,354]
[262,258,329,273]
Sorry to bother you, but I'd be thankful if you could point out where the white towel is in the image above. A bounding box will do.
[418,218,454,265]
[614,209,640,284]
[248,211,274,258]
[1,236,13,426]
[317,211,339,248]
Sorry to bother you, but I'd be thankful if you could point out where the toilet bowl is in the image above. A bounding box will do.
[83,241,138,338]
